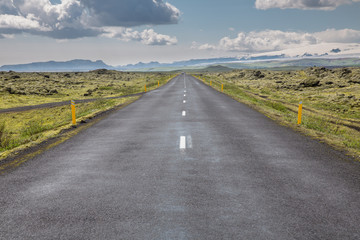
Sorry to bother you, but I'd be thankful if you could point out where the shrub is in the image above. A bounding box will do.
[302,116,330,133]
[21,120,49,138]
[0,122,12,150]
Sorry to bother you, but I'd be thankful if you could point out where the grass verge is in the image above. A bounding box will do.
[0,71,175,109]
[0,96,140,173]
[193,74,360,160]
[0,96,140,162]
[0,72,175,162]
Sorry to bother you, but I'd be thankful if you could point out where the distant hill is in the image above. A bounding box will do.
[1,56,359,72]
[221,58,360,70]
[0,59,112,72]
[119,57,360,72]
[129,58,360,72]
[117,57,240,70]
[192,65,234,72]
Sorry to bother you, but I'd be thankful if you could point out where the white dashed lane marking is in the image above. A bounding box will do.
[180,136,186,149]
[182,111,186,116]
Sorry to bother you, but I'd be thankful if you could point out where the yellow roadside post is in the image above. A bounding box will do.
[298,101,303,125]
[221,84,224,92]
[71,100,76,125]
[158,81,160,87]
[210,81,212,86]
[145,84,147,92]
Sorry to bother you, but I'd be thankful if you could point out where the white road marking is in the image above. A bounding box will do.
[183,100,186,103]
[187,135,192,149]
[182,111,186,116]
[184,90,187,93]
[180,136,186,149]
[184,94,186,97]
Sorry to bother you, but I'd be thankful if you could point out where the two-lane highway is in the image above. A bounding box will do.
[0,74,359,239]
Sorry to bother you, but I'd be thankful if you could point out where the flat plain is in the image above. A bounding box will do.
[195,67,360,158]
[0,70,174,158]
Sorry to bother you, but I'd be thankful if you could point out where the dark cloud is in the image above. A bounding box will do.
[0,0,180,42]
[81,0,180,27]
[0,0,18,14]
[36,27,102,39]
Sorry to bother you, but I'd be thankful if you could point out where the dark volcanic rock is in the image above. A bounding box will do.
[300,79,321,88]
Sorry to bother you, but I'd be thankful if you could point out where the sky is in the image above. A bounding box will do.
[0,0,359,66]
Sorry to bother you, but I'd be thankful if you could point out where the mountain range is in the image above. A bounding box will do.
[0,59,112,72]
[0,55,359,72]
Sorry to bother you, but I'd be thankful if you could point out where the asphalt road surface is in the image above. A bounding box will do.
[1,74,359,239]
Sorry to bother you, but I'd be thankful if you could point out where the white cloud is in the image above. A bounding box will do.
[218,30,318,52]
[0,14,50,31]
[314,28,360,43]
[190,41,218,50]
[0,33,15,38]
[195,29,360,53]
[255,0,360,10]
[198,43,217,50]
[0,0,180,41]
[139,29,177,45]
[191,41,216,50]
[102,27,177,45]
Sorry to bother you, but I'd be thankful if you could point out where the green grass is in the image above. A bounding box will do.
[193,67,360,159]
[0,71,174,109]
[302,116,331,133]
[0,122,12,149]
[0,71,174,157]
[265,101,290,113]
[0,96,139,154]
[21,120,51,138]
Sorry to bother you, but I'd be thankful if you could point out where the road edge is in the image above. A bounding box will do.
[0,97,141,174]
[0,75,180,173]
[191,75,360,162]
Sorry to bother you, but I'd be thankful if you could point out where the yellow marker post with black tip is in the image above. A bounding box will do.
[298,101,303,125]
[71,100,76,125]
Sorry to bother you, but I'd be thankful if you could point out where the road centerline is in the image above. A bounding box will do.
[2,74,359,239]
[180,136,186,149]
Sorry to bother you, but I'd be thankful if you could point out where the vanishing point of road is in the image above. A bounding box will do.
[1,74,359,239]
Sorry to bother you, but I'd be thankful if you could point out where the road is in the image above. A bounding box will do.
[0,74,359,239]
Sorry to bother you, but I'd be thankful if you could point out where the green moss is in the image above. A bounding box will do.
[0,72,174,109]
[0,97,138,153]
[197,67,360,158]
